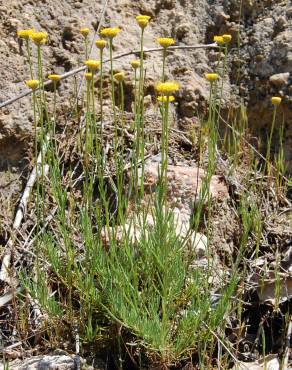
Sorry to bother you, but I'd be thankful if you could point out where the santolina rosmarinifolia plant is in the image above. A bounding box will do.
[15,17,285,368]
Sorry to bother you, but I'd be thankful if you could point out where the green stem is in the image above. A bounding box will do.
[134,69,137,117]
[137,28,145,200]
[109,39,118,170]
[32,90,40,277]
[265,106,277,175]
[25,39,34,79]
[118,82,125,224]
[217,46,228,125]
[109,39,116,123]
[52,82,57,136]
[85,38,88,60]
[36,45,46,219]
[99,49,104,145]
[162,48,166,82]
[91,71,98,162]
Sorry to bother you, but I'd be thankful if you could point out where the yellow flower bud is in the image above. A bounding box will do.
[130,60,140,69]
[136,15,150,29]
[25,80,39,90]
[271,97,282,106]
[222,34,232,43]
[214,35,224,45]
[155,81,180,95]
[17,29,34,39]
[205,73,218,82]
[157,37,175,48]
[114,72,125,83]
[84,72,93,81]
[30,31,47,45]
[84,59,100,71]
[95,39,107,50]
[48,74,61,82]
[157,95,175,103]
[80,28,90,38]
[100,27,121,39]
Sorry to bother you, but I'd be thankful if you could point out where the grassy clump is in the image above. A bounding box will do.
[5,15,289,370]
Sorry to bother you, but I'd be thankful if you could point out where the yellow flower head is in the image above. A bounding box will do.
[155,81,180,95]
[271,96,282,106]
[157,37,175,48]
[84,59,100,71]
[17,29,34,40]
[100,27,121,39]
[130,60,140,69]
[30,31,47,45]
[205,73,218,82]
[95,39,107,50]
[25,79,39,90]
[84,72,93,81]
[222,34,232,43]
[214,35,224,45]
[136,15,151,29]
[157,95,175,103]
[80,27,90,38]
[114,72,125,83]
[48,74,61,82]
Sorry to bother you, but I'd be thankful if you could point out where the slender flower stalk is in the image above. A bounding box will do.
[205,73,218,124]
[156,38,175,82]
[48,74,61,137]
[155,82,179,206]
[114,72,126,223]
[84,60,100,164]
[96,39,107,142]
[130,60,140,117]
[265,97,282,175]
[99,28,121,161]
[17,27,35,78]
[31,32,48,220]
[217,35,232,126]
[135,15,150,200]
[26,79,41,274]
[80,28,90,59]
[84,72,94,210]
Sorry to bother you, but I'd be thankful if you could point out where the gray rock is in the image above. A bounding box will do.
[269,72,290,87]
[1,355,76,370]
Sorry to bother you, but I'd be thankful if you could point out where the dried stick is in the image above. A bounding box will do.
[0,43,218,109]
[0,136,49,284]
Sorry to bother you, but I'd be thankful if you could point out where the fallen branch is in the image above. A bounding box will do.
[0,43,218,109]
